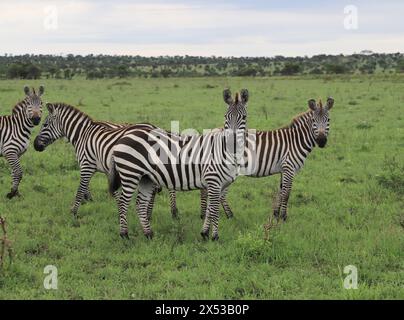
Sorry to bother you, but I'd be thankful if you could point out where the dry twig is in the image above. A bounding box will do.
[0,217,13,267]
[263,190,281,241]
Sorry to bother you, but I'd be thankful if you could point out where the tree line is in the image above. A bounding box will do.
[0,52,403,79]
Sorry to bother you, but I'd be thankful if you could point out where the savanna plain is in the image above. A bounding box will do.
[0,75,403,299]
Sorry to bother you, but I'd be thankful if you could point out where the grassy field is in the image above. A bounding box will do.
[0,75,403,299]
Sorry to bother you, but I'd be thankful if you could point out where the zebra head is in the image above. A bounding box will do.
[223,88,249,160]
[308,97,334,148]
[34,103,63,152]
[23,85,44,126]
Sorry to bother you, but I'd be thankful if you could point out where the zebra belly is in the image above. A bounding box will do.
[154,163,205,191]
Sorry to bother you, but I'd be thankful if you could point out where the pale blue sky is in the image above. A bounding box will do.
[0,0,403,56]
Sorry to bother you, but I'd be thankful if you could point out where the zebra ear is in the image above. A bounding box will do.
[240,89,249,104]
[24,86,30,96]
[46,103,55,113]
[223,89,233,105]
[326,97,334,110]
[308,99,317,111]
[38,85,45,96]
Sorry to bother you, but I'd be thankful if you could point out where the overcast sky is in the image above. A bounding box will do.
[0,0,403,57]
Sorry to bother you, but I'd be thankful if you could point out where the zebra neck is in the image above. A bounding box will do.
[221,131,244,166]
[11,107,34,132]
[62,115,92,147]
[290,120,316,152]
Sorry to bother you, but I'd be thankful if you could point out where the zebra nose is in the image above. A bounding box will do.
[32,116,41,125]
[317,134,327,148]
[33,136,45,152]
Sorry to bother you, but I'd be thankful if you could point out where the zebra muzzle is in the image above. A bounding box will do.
[33,137,45,152]
[32,116,41,126]
[316,135,327,148]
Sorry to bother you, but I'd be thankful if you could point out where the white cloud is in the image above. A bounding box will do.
[0,0,403,56]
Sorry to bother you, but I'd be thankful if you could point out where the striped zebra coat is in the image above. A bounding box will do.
[0,86,44,198]
[80,120,179,218]
[33,103,159,216]
[108,89,249,240]
[198,97,334,221]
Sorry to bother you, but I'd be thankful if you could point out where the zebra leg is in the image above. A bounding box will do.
[273,178,282,219]
[278,167,294,221]
[117,178,139,238]
[220,187,234,219]
[136,178,155,239]
[200,188,208,219]
[169,190,179,219]
[71,168,95,217]
[83,190,93,202]
[146,185,159,221]
[201,185,221,241]
[5,153,23,199]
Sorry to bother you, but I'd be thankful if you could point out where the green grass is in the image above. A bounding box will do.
[0,75,403,299]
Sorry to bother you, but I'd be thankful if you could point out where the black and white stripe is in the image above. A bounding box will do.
[200,97,334,221]
[108,89,249,240]
[0,86,44,198]
[33,103,157,216]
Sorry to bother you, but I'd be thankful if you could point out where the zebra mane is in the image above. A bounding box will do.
[11,98,29,115]
[282,109,312,129]
[52,103,94,122]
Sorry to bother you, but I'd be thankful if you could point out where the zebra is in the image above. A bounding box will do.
[33,102,163,217]
[198,97,335,221]
[108,89,249,240]
[0,86,44,198]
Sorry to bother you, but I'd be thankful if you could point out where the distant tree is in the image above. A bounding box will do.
[116,64,130,78]
[280,63,301,75]
[309,67,323,75]
[6,63,41,79]
[26,64,41,79]
[325,63,347,74]
[160,68,172,78]
[396,59,404,73]
[234,66,258,77]
[64,68,72,79]
[6,63,21,78]
[47,66,58,78]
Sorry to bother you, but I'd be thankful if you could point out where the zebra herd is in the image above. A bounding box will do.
[1,86,334,241]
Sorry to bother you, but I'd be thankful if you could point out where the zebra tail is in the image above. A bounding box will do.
[108,157,121,195]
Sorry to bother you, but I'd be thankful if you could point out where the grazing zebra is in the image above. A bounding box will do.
[198,97,334,221]
[33,103,162,217]
[0,86,44,198]
[108,89,249,240]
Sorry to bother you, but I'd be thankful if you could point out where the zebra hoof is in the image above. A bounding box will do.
[6,190,19,199]
[200,214,206,220]
[200,230,209,240]
[281,214,288,222]
[171,208,179,220]
[226,212,234,219]
[70,210,79,219]
[120,231,129,239]
[144,231,154,240]
[273,209,280,219]
[83,193,93,202]
[211,234,219,241]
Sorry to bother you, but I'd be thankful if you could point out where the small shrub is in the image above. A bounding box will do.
[376,156,404,195]
[235,232,268,260]
[356,121,373,129]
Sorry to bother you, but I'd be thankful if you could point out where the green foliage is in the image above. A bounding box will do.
[0,53,403,79]
[376,156,404,195]
[6,63,41,79]
[280,63,301,75]
[0,76,402,299]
